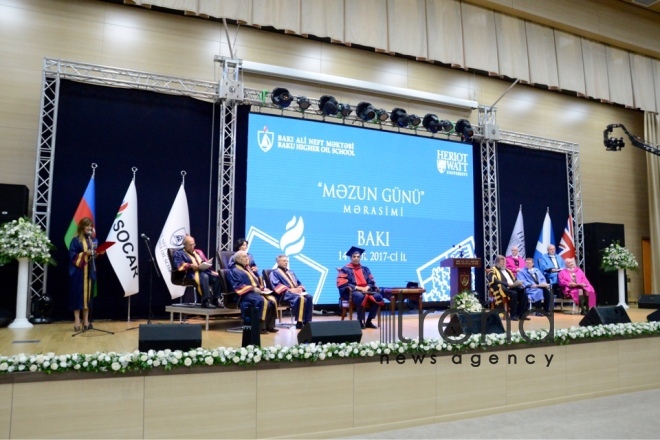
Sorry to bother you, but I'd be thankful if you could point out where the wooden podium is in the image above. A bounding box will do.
[440,258,482,301]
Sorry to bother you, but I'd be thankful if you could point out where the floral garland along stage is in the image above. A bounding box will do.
[1,322,659,375]
[601,242,638,272]
[0,217,54,266]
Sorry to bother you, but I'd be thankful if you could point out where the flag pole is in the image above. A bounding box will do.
[127,167,138,323]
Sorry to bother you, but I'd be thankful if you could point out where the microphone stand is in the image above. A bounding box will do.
[142,234,161,325]
[73,237,114,337]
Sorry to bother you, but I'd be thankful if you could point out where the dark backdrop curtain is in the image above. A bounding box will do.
[496,144,569,261]
[48,80,219,320]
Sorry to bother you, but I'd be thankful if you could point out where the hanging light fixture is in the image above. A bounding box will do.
[271,87,293,108]
[319,95,339,116]
[356,102,376,121]
[390,108,410,128]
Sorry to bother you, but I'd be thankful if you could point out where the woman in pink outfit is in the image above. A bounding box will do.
[558,258,597,314]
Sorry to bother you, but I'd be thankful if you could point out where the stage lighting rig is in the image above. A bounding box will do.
[356,102,376,121]
[296,96,311,110]
[376,108,389,122]
[319,95,339,116]
[339,103,353,118]
[271,87,293,108]
[604,124,660,156]
[391,108,410,128]
[409,114,422,127]
[455,119,474,142]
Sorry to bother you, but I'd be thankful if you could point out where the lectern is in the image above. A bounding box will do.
[440,258,482,301]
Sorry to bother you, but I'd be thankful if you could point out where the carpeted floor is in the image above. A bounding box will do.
[347,388,660,439]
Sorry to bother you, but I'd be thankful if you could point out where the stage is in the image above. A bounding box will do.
[0,305,659,439]
[0,305,653,356]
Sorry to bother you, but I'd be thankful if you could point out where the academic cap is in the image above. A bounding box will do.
[346,246,365,257]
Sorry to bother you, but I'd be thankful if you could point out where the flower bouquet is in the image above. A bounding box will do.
[453,290,483,312]
[0,217,54,266]
[600,242,638,272]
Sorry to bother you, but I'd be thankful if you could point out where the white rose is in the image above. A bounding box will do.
[111,362,121,371]
[184,358,192,367]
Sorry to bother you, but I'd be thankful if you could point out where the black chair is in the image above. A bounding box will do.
[262,268,293,328]
[217,268,243,333]
[217,250,234,270]
[167,248,199,305]
[217,268,240,310]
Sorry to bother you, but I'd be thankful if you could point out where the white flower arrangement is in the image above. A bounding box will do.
[601,242,638,272]
[453,290,483,312]
[2,321,655,375]
[0,217,54,266]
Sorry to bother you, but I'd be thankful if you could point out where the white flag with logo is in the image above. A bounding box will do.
[505,207,525,258]
[106,179,139,297]
[156,184,190,299]
[533,211,555,264]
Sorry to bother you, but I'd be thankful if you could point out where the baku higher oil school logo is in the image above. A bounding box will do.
[258,126,274,153]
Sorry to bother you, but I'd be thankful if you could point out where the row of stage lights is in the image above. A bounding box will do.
[271,87,474,140]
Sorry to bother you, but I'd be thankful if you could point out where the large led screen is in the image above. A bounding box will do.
[245,113,475,305]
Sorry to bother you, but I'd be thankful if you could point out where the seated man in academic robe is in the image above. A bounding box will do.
[336,246,385,329]
[517,257,553,315]
[269,254,314,329]
[229,250,278,334]
[173,235,220,309]
[488,254,529,321]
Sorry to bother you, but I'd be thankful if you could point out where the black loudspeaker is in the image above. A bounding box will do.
[583,223,625,306]
[638,294,660,309]
[138,324,202,351]
[0,184,29,223]
[647,309,660,322]
[445,311,506,337]
[579,306,631,326]
[297,321,362,344]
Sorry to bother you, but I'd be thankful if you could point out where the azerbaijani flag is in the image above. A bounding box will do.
[64,176,96,248]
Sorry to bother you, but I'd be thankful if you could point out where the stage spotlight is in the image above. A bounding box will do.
[409,114,422,127]
[29,294,53,324]
[356,102,376,121]
[391,108,410,128]
[376,108,389,122]
[319,95,339,116]
[422,114,441,133]
[296,96,311,110]
[339,103,353,117]
[439,120,454,132]
[455,119,474,140]
[271,87,293,108]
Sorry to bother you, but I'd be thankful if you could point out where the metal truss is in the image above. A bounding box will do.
[477,106,583,269]
[43,58,219,101]
[215,57,242,251]
[480,137,499,268]
[30,61,61,305]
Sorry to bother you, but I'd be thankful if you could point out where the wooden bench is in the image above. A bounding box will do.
[165,305,241,331]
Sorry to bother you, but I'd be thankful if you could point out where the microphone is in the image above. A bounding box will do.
[141,233,150,241]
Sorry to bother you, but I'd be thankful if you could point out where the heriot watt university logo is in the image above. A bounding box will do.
[436,150,469,176]
[258,126,274,153]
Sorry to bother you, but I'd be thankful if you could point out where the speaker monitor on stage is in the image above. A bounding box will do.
[138,324,202,351]
[579,306,631,327]
[297,321,362,344]
[444,312,506,337]
[638,294,660,309]
[646,309,660,322]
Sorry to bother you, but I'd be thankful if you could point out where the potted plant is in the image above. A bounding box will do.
[601,242,638,309]
[0,217,54,328]
[452,290,483,313]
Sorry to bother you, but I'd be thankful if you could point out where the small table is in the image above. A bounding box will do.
[380,287,426,343]
[165,305,241,331]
